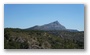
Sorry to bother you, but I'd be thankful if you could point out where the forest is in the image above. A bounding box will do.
[4,28,84,49]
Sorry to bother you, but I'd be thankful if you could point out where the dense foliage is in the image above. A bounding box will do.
[4,28,84,49]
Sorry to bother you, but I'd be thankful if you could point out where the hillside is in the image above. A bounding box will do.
[4,28,84,49]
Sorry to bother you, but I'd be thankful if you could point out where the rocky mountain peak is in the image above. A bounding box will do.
[28,21,66,30]
[26,21,78,32]
[50,20,59,23]
[52,21,59,24]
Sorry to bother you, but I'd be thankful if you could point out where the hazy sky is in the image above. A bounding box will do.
[4,4,84,31]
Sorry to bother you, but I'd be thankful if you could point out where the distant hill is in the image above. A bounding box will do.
[26,21,78,32]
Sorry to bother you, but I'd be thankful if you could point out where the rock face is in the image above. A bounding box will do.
[27,21,78,32]
[28,21,66,30]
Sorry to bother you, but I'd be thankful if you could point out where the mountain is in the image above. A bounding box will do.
[27,21,78,32]
[4,21,83,49]
[27,21,66,30]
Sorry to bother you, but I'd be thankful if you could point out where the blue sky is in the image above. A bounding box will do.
[4,4,84,31]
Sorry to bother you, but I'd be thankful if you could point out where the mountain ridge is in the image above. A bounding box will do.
[26,21,78,32]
